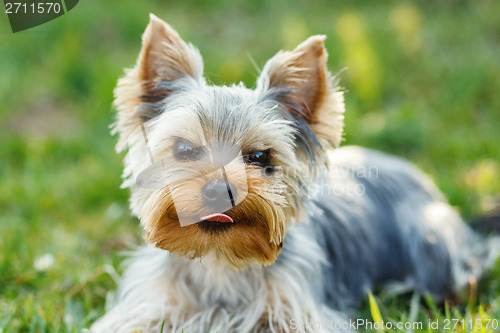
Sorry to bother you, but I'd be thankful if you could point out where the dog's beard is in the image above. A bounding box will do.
[139,168,290,269]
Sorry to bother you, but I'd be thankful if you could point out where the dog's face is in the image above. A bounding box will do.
[114,14,344,268]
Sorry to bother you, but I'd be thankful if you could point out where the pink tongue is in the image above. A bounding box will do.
[200,213,233,223]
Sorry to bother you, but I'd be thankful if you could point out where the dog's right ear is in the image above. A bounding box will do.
[113,14,204,151]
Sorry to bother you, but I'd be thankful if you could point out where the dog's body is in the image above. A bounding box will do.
[90,15,498,333]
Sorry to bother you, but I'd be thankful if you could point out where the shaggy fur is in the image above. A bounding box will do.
[89,14,499,333]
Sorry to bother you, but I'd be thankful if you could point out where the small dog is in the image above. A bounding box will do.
[90,14,499,333]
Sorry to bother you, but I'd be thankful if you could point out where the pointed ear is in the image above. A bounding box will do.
[257,36,344,147]
[136,14,204,99]
[113,14,204,150]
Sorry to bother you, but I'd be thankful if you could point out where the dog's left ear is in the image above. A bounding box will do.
[257,36,344,147]
[113,14,204,151]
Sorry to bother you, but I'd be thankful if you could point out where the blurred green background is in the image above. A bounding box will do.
[1,0,499,332]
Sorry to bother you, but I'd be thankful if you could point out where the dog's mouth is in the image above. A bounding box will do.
[198,213,234,232]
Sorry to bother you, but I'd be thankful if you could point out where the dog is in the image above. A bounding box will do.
[90,14,499,333]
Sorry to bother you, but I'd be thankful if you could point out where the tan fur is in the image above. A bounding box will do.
[91,16,496,333]
[113,16,342,269]
[113,14,203,152]
[258,36,345,148]
[141,167,287,269]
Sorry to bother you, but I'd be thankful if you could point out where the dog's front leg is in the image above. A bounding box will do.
[258,271,353,333]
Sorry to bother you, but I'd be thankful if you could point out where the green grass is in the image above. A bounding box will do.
[1,0,500,332]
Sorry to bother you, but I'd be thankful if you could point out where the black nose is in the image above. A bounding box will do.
[202,180,236,210]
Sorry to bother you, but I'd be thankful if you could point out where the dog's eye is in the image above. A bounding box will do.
[244,150,270,167]
[173,138,203,160]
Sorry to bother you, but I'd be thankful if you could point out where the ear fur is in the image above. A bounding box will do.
[113,14,204,152]
[257,36,344,148]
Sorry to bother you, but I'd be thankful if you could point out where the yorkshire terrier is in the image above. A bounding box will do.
[90,14,499,333]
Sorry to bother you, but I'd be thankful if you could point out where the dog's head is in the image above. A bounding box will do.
[113,14,344,268]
